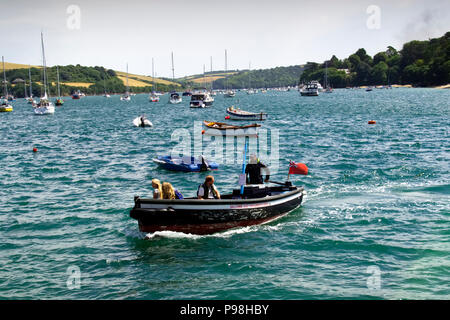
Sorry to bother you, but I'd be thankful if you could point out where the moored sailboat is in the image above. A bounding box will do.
[120,63,131,101]
[55,66,64,106]
[149,58,159,102]
[168,52,181,104]
[27,66,36,105]
[1,56,13,112]
[34,32,55,115]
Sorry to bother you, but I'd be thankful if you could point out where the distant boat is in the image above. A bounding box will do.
[55,66,64,106]
[190,91,214,108]
[182,91,192,96]
[366,86,373,92]
[226,106,267,121]
[27,66,36,104]
[34,32,55,115]
[300,82,319,96]
[103,75,110,98]
[149,58,159,102]
[169,91,182,104]
[223,49,235,98]
[72,90,81,99]
[225,90,235,97]
[1,56,13,112]
[120,63,131,101]
[168,52,181,104]
[324,62,333,93]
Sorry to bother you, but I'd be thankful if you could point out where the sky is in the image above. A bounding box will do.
[0,0,449,78]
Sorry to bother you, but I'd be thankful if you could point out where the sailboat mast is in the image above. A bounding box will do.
[225,49,228,90]
[29,66,33,97]
[249,61,251,89]
[41,32,48,97]
[203,64,206,90]
[210,56,213,90]
[126,63,129,92]
[56,65,61,97]
[2,56,7,98]
[152,57,155,92]
[171,52,175,81]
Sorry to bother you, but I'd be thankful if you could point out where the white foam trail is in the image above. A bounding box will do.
[144,225,262,241]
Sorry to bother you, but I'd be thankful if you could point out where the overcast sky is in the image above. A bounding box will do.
[0,0,449,77]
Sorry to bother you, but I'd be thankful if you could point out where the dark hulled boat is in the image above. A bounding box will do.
[130,183,304,235]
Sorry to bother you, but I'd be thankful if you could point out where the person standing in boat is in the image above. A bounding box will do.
[245,154,270,184]
[197,176,221,200]
[152,179,162,199]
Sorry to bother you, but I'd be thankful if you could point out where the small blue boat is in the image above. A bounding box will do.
[153,155,219,172]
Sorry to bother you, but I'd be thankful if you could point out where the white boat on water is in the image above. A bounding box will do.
[1,56,13,112]
[300,82,319,96]
[169,92,182,104]
[121,63,131,101]
[311,80,324,92]
[149,58,159,102]
[133,116,153,127]
[223,49,235,98]
[34,33,54,115]
[226,106,267,120]
[224,90,235,97]
[190,91,214,108]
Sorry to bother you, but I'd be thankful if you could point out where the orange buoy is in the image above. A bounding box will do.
[225,115,230,120]
[368,120,376,124]
[33,147,38,152]
[201,130,205,135]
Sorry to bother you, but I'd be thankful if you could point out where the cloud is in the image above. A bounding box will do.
[397,7,450,43]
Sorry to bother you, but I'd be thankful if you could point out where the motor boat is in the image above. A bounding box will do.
[300,82,319,96]
[190,92,214,108]
[169,92,182,104]
[130,181,304,235]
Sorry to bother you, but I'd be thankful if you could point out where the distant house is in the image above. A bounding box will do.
[338,69,350,75]
[12,78,25,84]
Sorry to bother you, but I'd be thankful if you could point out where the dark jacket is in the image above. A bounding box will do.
[245,161,270,184]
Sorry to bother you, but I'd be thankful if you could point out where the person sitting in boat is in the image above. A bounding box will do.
[245,154,270,184]
[140,115,146,127]
[162,182,184,200]
[197,175,221,200]
[152,179,162,199]
[199,155,210,172]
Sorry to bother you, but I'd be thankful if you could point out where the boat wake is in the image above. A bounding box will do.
[143,225,266,241]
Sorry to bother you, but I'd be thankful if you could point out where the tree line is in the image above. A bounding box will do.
[300,31,450,87]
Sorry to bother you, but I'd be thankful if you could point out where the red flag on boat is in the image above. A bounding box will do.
[289,161,308,175]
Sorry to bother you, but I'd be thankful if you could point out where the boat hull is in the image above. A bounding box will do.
[190,100,213,108]
[153,156,219,172]
[34,106,55,115]
[226,109,267,121]
[130,187,304,235]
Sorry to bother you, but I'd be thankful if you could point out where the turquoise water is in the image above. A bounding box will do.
[0,88,449,299]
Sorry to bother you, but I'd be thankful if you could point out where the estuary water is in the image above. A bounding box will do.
[0,88,449,299]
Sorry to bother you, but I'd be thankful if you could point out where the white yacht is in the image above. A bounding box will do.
[300,82,319,96]
[34,33,55,115]
[190,91,214,108]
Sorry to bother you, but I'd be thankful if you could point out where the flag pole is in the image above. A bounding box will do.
[240,138,248,196]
